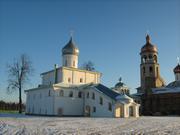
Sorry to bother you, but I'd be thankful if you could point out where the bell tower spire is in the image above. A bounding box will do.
[139,35,165,94]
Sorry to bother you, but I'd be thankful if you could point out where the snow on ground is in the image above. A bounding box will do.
[0,113,180,135]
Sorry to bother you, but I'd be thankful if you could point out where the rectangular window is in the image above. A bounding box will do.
[87,92,89,98]
[93,106,96,112]
[92,93,95,100]
[68,78,71,83]
[108,102,112,111]
[100,97,103,105]
[80,78,83,83]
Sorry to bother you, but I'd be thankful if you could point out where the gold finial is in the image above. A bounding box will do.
[146,34,150,43]
[70,30,74,40]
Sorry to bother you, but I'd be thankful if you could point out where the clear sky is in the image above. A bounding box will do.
[0,0,180,102]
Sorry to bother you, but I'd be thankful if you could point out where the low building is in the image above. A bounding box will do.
[25,37,140,118]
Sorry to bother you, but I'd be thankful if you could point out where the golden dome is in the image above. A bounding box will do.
[141,35,158,53]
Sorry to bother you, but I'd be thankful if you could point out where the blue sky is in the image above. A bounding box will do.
[0,0,180,102]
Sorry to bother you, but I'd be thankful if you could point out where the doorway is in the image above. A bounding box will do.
[85,105,91,117]
[129,106,134,117]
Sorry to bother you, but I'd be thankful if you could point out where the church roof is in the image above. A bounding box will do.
[166,81,180,88]
[94,84,120,100]
[62,37,79,55]
[141,35,158,54]
[152,81,180,94]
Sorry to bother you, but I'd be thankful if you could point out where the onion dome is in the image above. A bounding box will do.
[141,34,158,53]
[115,77,127,88]
[174,64,180,74]
[62,37,79,56]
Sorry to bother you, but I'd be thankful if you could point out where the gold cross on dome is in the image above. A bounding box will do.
[70,30,74,38]
[177,57,180,64]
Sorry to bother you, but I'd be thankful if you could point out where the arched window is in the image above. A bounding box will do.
[99,97,103,105]
[149,66,153,73]
[78,91,82,98]
[92,92,95,100]
[69,91,73,97]
[59,90,64,97]
[149,54,152,60]
[154,55,157,63]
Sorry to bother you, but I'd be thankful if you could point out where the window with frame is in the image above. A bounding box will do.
[99,97,103,105]
[78,91,82,98]
[108,102,112,111]
[92,92,95,100]
[69,91,73,97]
[93,106,96,112]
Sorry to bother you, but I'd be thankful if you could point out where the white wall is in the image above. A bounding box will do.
[41,67,101,86]
[84,87,114,117]
[62,54,78,68]
[26,87,54,115]
[54,88,84,116]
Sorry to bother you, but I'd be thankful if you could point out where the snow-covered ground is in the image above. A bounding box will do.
[0,113,180,135]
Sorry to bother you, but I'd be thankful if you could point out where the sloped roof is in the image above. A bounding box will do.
[94,84,120,100]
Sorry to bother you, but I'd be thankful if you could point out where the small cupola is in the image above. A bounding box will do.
[174,64,180,74]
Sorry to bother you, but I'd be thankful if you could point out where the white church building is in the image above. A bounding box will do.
[25,37,139,118]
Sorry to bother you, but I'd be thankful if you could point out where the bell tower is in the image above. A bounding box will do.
[140,35,165,94]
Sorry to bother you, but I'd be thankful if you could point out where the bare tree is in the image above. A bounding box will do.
[81,61,95,71]
[7,54,33,113]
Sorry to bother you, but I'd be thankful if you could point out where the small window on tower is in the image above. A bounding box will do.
[143,67,145,74]
[68,78,71,83]
[149,66,153,73]
[73,61,75,67]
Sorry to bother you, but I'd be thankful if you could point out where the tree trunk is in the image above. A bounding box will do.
[19,86,22,113]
